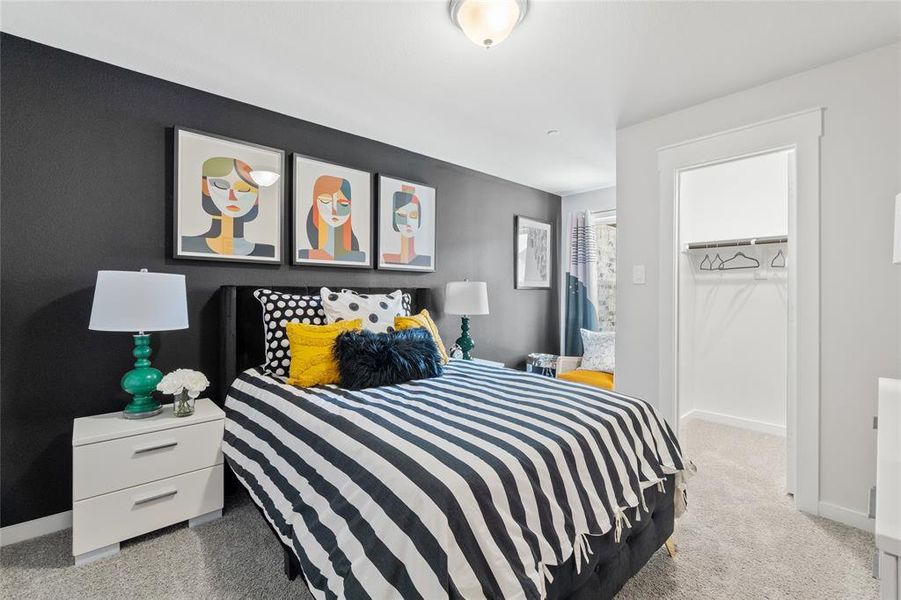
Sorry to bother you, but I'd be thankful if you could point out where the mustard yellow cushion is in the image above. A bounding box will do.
[285,319,362,387]
[558,369,615,390]
[394,309,449,364]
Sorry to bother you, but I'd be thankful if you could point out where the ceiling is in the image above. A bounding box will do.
[2,1,899,195]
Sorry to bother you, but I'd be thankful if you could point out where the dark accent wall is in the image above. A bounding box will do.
[0,34,560,527]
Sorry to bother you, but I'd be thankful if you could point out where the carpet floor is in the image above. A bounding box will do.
[1,420,877,599]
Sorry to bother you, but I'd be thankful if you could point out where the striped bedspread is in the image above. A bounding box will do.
[223,359,685,600]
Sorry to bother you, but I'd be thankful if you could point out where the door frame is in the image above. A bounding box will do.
[656,108,823,513]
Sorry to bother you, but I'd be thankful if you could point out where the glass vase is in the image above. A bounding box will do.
[173,390,196,417]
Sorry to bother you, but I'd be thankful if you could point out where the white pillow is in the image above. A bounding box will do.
[580,329,615,373]
[320,287,405,333]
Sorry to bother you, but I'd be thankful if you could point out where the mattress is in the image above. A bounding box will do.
[223,359,686,599]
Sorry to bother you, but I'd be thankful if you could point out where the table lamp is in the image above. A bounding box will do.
[89,269,189,419]
[445,280,489,360]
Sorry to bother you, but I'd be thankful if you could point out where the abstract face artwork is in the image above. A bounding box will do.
[175,129,283,263]
[294,156,372,267]
[515,215,553,289]
[378,176,436,272]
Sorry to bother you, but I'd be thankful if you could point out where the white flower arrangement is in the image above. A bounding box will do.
[157,369,209,397]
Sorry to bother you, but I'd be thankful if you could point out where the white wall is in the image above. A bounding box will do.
[678,151,789,436]
[617,43,900,522]
[560,186,616,353]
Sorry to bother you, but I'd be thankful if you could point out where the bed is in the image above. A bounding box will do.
[220,285,686,600]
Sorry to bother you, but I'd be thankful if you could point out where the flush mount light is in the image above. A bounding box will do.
[450,0,528,49]
[250,170,280,187]
[546,129,560,136]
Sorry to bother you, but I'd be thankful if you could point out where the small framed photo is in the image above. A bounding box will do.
[377,175,436,272]
[515,215,552,289]
[292,154,372,268]
[174,127,284,264]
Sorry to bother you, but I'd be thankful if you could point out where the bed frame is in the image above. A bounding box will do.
[219,284,675,599]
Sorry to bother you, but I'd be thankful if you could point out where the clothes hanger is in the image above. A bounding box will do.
[711,253,725,270]
[719,251,760,270]
[699,254,712,271]
[770,249,786,268]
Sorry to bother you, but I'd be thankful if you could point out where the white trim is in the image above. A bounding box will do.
[0,510,72,547]
[657,108,823,515]
[818,501,875,533]
[680,409,786,437]
[657,107,824,152]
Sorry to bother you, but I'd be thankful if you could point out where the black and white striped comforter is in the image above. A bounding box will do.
[223,360,685,600]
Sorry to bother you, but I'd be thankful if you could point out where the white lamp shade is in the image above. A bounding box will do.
[894,193,901,264]
[445,281,489,316]
[89,270,189,332]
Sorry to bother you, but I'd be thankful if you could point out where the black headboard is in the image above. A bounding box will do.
[219,285,433,395]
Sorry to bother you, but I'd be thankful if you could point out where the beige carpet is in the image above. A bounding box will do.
[618,419,878,599]
[1,419,878,599]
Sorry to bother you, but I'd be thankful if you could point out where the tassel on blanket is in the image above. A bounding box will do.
[572,532,594,574]
[535,562,554,599]
[657,479,666,493]
[613,507,633,543]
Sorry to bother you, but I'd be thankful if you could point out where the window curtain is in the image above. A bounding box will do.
[564,209,598,355]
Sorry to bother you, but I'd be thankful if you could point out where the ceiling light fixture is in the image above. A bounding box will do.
[450,0,528,49]
[546,129,560,136]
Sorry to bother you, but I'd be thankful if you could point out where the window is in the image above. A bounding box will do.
[593,211,616,332]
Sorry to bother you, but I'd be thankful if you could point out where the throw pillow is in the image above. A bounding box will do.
[333,328,443,390]
[320,287,405,333]
[254,288,327,377]
[394,309,449,364]
[285,319,363,387]
[580,329,615,373]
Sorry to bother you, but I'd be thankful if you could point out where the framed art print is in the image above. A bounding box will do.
[174,127,284,264]
[515,215,552,289]
[293,154,372,268]
[377,175,436,272]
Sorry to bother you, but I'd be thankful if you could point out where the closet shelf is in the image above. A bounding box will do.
[684,235,787,251]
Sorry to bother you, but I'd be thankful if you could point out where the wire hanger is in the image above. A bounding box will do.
[699,254,712,271]
[711,253,725,270]
[719,251,760,270]
[770,249,786,268]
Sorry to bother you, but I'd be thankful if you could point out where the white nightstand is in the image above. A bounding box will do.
[72,399,225,565]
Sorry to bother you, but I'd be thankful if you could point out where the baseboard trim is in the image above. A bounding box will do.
[680,409,786,437]
[0,510,72,547]
[818,501,874,533]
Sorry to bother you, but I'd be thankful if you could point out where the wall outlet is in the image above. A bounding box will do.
[632,265,646,285]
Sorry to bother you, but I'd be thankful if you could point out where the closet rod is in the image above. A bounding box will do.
[685,235,787,250]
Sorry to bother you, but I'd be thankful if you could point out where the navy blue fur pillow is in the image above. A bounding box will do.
[333,328,443,390]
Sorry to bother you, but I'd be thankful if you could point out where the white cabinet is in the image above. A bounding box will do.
[72,399,225,565]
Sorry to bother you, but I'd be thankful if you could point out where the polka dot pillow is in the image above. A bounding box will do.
[321,287,405,333]
[254,289,327,377]
[340,289,413,317]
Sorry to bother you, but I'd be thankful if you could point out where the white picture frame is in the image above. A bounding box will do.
[515,215,552,289]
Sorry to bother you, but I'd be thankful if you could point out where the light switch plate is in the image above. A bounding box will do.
[633,265,646,285]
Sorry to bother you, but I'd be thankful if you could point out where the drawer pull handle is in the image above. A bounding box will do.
[133,439,178,454]
[133,487,178,505]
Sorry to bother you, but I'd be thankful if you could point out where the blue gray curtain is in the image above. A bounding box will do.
[564,210,598,355]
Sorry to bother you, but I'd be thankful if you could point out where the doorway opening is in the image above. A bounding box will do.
[676,149,793,493]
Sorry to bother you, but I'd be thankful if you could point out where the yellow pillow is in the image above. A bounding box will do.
[285,319,362,387]
[394,309,449,364]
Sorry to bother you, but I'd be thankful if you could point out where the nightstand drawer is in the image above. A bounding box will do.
[73,464,223,556]
[73,419,223,500]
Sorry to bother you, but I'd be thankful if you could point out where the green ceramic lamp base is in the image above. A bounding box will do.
[455,316,475,361]
[121,334,163,419]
